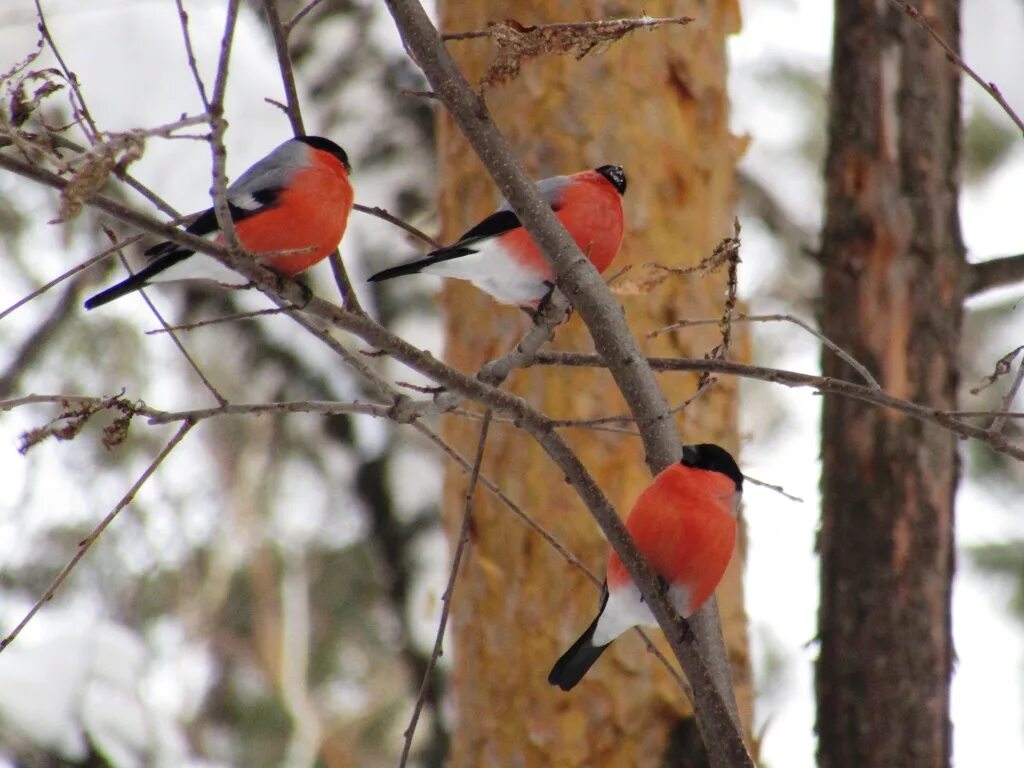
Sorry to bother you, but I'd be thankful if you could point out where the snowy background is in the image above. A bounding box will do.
[1,0,1023,766]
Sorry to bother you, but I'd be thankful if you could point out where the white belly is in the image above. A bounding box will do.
[421,242,550,305]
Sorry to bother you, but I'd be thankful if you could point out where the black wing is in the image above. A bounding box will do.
[144,187,283,259]
[85,188,284,309]
[370,207,549,283]
[455,209,522,245]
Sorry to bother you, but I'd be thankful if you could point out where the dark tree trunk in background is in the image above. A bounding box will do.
[817,2,964,768]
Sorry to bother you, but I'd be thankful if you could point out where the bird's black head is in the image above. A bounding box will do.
[681,443,743,490]
[298,135,351,173]
[595,165,626,195]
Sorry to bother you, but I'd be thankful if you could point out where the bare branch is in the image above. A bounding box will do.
[382,0,678,474]
[442,15,693,41]
[535,351,1024,462]
[743,475,804,503]
[286,0,328,32]
[989,356,1024,436]
[970,345,1024,395]
[411,420,600,586]
[0,235,143,322]
[260,0,304,135]
[353,202,441,248]
[967,253,1024,296]
[0,420,194,653]
[32,0,99,140]
[174,0,211,110]
[443,15,694,87]
[652,312,881,390]
[144,307,292,334]
[102,227,229,406]
[399,410,492,768]
[414,418,691,693]
[206,0,244,263]
[259,0,364,313]
[890,0,1024,136]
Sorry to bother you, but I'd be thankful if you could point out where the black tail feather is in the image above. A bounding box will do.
[83,250,192,310]
[367,246,476,283]
[366,258,435,282]
[548,613,611,691]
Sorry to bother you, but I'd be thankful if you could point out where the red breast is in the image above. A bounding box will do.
[229,147,354,276]
[606,463,738,616]
[498,170,625,279]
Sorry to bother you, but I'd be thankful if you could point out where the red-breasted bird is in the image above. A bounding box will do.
[548,443,742,691]
[84,136,353,310]
[367,165,626,306]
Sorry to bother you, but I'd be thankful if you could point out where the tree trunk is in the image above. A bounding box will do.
[436,2,749,766]
[817,3,964,768]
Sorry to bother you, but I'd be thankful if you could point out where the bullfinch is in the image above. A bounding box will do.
[84,135,353,309]
[367,165,626,306]
[548,443,743,691]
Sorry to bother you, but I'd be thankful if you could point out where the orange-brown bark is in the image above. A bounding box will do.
[435,2,749,766]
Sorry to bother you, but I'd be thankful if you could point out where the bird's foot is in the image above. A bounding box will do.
[657,575,670,593]
[529,281,571,326]
[289,278,314,309]
[679,618,696,645]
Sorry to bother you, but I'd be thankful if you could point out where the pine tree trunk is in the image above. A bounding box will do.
[817,3,964,767]
[436,2,750,765]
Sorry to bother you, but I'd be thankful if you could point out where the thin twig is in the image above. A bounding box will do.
[989,357,1024,435]
[411,420,599,585]
[743,475,804,503]
[207,0,244,259]
[412,419,690,692]
[260,0,304,135]
[946,409,1024,419]
[260,0,364,313]
[329,250,365,313]
[669,375,720,417]
[0,236,143,322]
[652,313,881,390]
[102,227,228,407]
[33,0,99,140]
[286,0,327,32]
[354,203,442,248]
[890,0,1024,136]
[174,0,211,110]
[0,420,194,653]
[535,351,1024,462]
[144,307,292,334]
[970,345,1024,395]
[398,410,492,768]
[23,127,185,218]
[711,221,741,362]
[441,15,693,41]
[148,400,390,425]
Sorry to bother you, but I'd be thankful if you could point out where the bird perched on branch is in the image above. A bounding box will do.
[548,443,742,691]
[84,135,353,310]
[367,165,626,307]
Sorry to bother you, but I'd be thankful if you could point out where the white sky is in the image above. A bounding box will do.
[1,0,1023,766]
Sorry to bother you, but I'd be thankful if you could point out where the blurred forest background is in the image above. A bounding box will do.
[1,1,1023,767]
